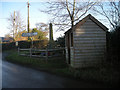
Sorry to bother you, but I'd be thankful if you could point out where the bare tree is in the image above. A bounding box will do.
[7,11,26,41]
[93,1,120,30]
[35,22,49,32]
[40,0,97,31]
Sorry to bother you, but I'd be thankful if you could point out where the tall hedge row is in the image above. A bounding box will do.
[2,40,48,51]
[107,26,120,65]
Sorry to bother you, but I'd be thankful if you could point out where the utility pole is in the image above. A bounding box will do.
[13,11,15,41]
[27,0,30,40]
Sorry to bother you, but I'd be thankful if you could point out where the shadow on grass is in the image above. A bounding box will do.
[4,50,120,88]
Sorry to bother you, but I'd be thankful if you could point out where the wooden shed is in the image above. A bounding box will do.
[65,14,108,68]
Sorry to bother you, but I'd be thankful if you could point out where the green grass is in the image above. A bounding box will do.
[5,50,120,87]
[5,50,67,70]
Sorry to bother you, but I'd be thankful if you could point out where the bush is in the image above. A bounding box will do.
[2,40,48,51]
[107,26,120,66]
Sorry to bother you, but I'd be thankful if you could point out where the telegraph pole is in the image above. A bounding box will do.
[13,11,15,41]
[27,0,30,40]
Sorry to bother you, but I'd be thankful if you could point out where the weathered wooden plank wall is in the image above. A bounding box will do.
[73,19,106,68]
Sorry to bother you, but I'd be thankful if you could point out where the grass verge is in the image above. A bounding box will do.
[4,50,120,87]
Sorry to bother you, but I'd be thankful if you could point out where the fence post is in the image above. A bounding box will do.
[18,47,20,54]
[46,48,48,63]
[30,48,32,58]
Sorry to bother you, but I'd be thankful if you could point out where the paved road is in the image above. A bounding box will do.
[2,53,109,88]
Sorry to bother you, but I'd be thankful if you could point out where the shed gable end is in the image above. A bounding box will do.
[73,18,106,68]
[75,18,106,33]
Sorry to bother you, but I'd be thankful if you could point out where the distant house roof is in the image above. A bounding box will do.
[65,14,108,34]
